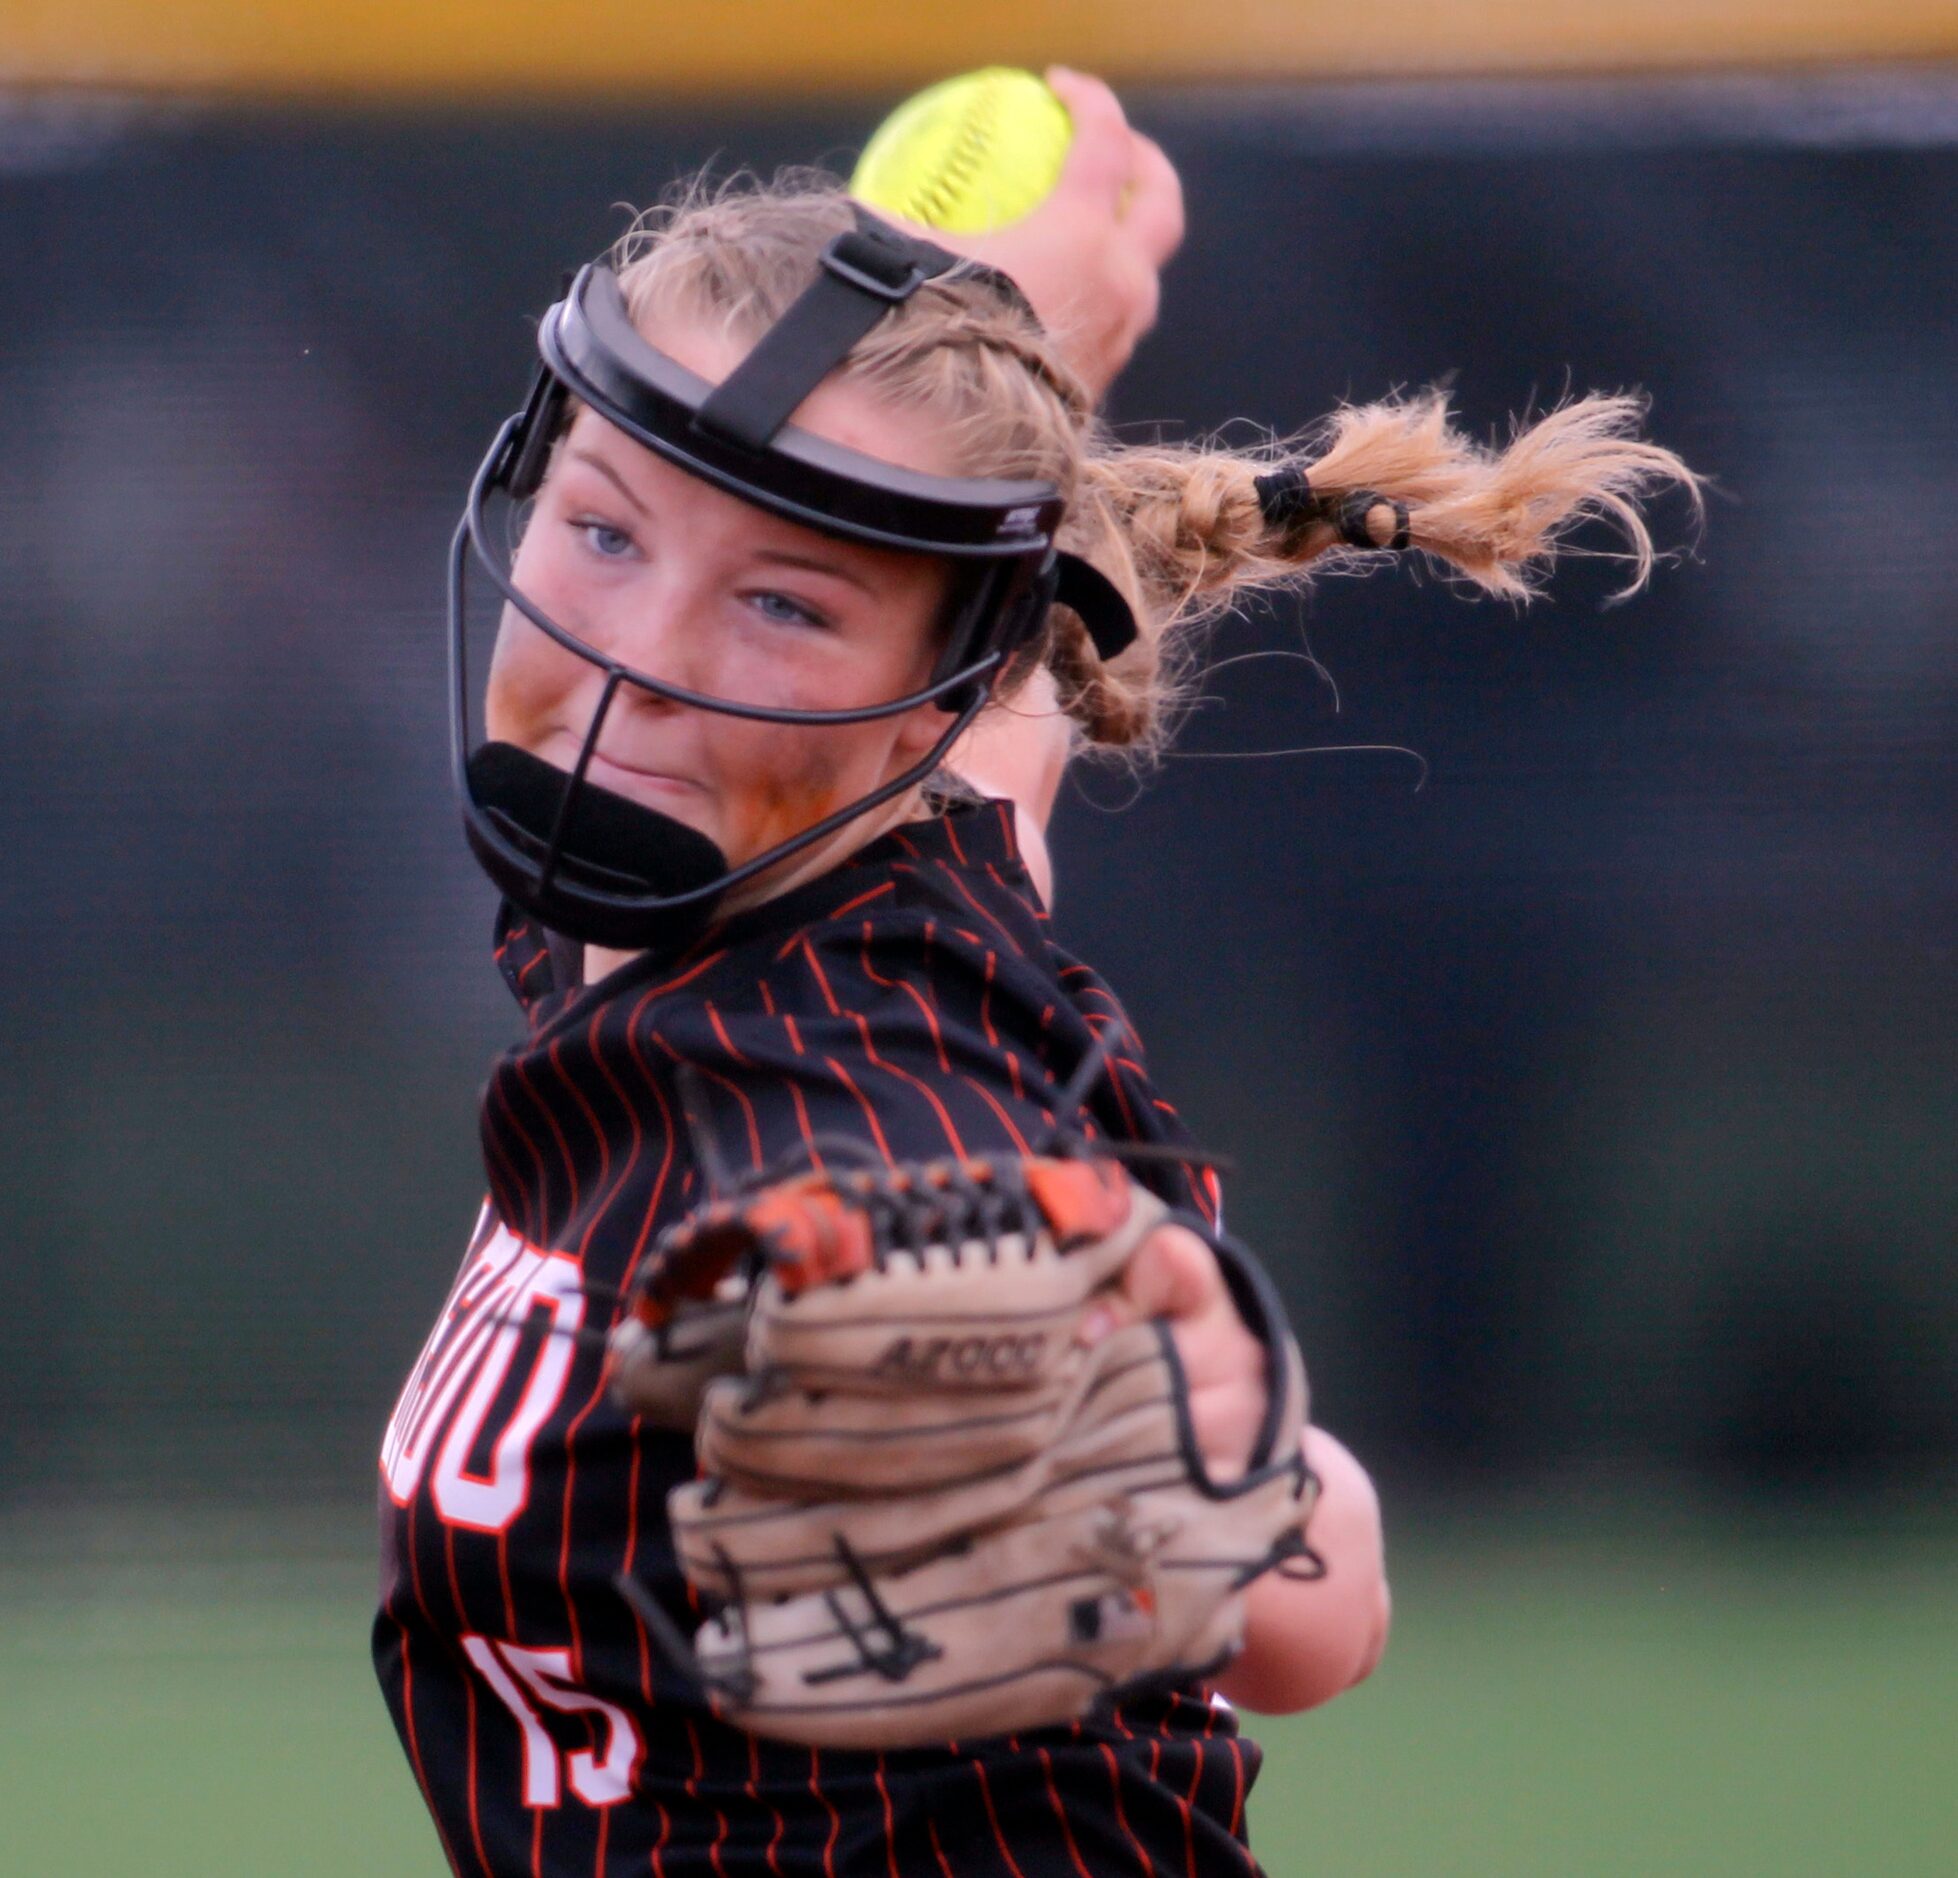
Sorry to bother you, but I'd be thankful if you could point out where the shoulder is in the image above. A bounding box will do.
[824,798,1049,954]
[749,800,1060,1001]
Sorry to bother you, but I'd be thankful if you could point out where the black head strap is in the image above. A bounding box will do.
[693,211,957,453]
[1054,553,1138,662]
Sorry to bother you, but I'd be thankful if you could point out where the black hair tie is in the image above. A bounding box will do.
[1252,463,1320,533]
[1336,491,1412,553]
[1255,467,1413,553]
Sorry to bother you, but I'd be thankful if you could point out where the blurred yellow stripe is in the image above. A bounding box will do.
[2,0,1955,95]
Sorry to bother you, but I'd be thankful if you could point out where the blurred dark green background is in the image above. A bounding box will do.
[3,69,1954,1874]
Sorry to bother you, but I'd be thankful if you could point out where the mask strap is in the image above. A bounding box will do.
[693,212,952,453]
[1054,553,1138,661]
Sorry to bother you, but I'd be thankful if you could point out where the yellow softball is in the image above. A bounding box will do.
[851,68,1074,234]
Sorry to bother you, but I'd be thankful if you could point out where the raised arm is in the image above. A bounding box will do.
[864,69,1186,900]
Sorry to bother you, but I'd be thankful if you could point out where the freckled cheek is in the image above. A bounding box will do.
[483,607,586,745]
[705,722,890,866]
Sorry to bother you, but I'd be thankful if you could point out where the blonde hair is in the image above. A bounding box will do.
[608,175,1703,760]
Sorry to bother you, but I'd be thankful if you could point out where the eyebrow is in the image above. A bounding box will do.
[568,447,649,516]
[749,548,879,596]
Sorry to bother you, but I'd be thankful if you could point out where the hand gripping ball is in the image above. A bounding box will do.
[850,67,1074,234]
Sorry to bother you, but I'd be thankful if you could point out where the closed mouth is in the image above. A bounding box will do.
[583,750,702,797]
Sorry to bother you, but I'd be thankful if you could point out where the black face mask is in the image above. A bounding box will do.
[448,210,1139,954]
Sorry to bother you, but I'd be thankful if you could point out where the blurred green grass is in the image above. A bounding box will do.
[2,1508,1951,1875]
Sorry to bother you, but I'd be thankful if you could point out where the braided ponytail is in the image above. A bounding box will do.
[1057,389,1704,757]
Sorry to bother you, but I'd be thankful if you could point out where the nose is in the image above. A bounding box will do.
[583,559,725,700]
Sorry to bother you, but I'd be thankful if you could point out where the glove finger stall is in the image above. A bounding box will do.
[606,1295,750,1428]
[743,1190,1162,1392]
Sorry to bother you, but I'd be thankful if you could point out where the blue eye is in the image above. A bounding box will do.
[749,590,828,630]
[575,520,635,560]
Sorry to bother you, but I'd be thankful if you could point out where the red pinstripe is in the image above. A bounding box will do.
[799,936,841,1015]
[556,1367,608,1674]
[403,1496,433,1646]
[444,1523,470,1640]
[702,1000,755,1068]
[989,798,1017,861]
[808,1747,841,1878]
[578,1006,642,1263]
[497,1531,517,1641]
[1180,1730,1207,1878]
[1098,1039,1143,1141]
[648,1792,671,1875]
[486,1076,549,1242]
[747,1734,787,1878]
[1036,1746,1097,1878]
[480,1125,529,1242]
[1098,1742,1155,1878]
[971,1758,1028,1878]
[934,860,1026,954]
[874,1754,900,1878]
[821,1055,896,1163]
[857,924,955,1074]
[537,1035,617,1678]
[1004,1050,1027,1104]
[532,948,732,1053]
[619,989,679,1282]
[979,950,1000,1050]
[656,1034,765,1172]
[827,880,896,920]
[847,1010,967,1158]
[925,1816,955,1878]
[682,1717,731,1878]
[952,1072,1031,1155]
[546,1033,610,1246]
[390,1614,464,1876]
[513,1050,582,1225]
[623,1417,652,1703]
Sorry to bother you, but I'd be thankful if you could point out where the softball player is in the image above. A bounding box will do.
[376,74,1692,1873]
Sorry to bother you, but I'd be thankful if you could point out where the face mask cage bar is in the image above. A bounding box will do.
[447,222,1138,949]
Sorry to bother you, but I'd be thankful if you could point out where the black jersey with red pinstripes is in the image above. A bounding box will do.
[374,798,1268,1877]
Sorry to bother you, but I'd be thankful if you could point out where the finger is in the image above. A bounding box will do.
[1121,1224,1228,1324]
[1042,66,1135,207]
[1122,133,1186,267]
